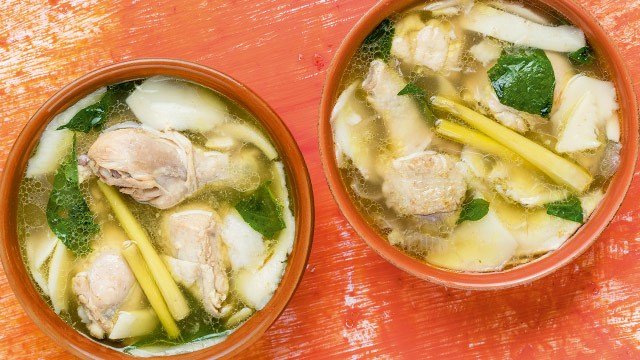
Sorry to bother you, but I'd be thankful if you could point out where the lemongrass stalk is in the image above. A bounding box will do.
[122,241,180,339]
[225,307,253,328]
[435,120,520,162]
[97,181,190,320]
[431,96,592,193]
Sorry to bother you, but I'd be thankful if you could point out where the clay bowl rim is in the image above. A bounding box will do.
[0,58,314,359]
[318,0,639,290]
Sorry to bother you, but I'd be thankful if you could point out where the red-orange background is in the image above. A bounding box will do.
[1,0,639,358]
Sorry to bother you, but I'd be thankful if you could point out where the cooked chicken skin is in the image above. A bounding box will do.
[85,123,229,209]
[363,60,433,157]
[163,209,229,317]
[391,14,462,73]
[72,250,135,339]
[382,151,466,216]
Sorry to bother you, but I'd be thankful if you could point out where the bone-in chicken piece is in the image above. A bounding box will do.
[363,60,433,157]
[72,250,135,339]
[382,151,466,216]
[85,123,229,209]
[391,14,463,73]
[162,209,229,317]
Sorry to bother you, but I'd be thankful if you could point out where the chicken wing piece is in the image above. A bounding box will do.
[72,250,136,339]
[85,123,229,209]
[162,209,229,317]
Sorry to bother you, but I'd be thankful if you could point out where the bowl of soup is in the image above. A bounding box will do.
[0,59,313,358]
[319,0,638,289]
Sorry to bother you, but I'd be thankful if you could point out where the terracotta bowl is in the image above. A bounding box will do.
[0,59,314,359]
[319,0,638,290]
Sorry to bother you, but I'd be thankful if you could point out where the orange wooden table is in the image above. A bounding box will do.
[1,0,639,358]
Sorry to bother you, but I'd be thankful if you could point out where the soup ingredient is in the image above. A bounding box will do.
[72,250,136,339]
[363,60,433,157]
[235,163,294,310]
[599,141,622,178]
[551,74,620,153]
[426,209,518,271]
[162,209,229,317]
[46,139,99,256]
[360,18,394,61]
[122,241,180,339]
[568,46,594,65]
[457,198,489,224]
[221,209,266,271]
[25,88,106,178]
[381,151,466,216]
[460,3,586,52]
[126,76,229,133]
[331,81,385,182]
[398,82,436,123]
[546,195,583,223]
[25,229,59,296]
[98,181,190,321]
[235,182,285,239]
[109,309,159,340]
[58,83,135,133]
[498,189,604,256]
[86,123,230,209]
[421,0,473,16]
[48,241,73,314]
[431,96,593,193]
[554,92,601,153]
[487,161,569,207]
[488,0,551,24]
[463,70,537,133]
[225,307,253,328]
[546,51,575,101]
[488,47,555,117]
[391,14,462,73]
[469,38,502,66]
[435,120,518,161]
[210,122,278,160]
[123,331,231,357]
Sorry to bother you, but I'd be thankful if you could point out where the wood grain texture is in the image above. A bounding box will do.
[0,0,639,358]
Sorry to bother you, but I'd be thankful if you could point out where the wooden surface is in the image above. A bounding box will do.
[1,0,639,358]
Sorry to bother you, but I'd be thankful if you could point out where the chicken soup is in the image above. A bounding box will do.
[18,76,295,355]
[331,0,621,272]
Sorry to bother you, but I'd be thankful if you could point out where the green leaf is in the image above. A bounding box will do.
[488,47,556,117]
[46,137,99,256]
[397,82,436,124]
[546,195,583,223]
[457,198,490,224]
[123,330,230,354]
[235,182,286,238]
[397,82,425,96]
[57,81,138,133]
[568,46,594,66]
[360,19,395,62]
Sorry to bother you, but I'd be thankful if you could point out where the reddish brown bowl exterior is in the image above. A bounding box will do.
[319,0,638,290]
[0,59,314,359]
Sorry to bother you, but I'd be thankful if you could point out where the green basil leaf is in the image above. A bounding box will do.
[488,47,556,117]
[546,195,583,223]
[360,19,395,62]
[457,198,490,224]
[235,181,286,239]
[46,137,99,256]
[397,82,436,124]
[568,46,594,66]
[57,81,138,133]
